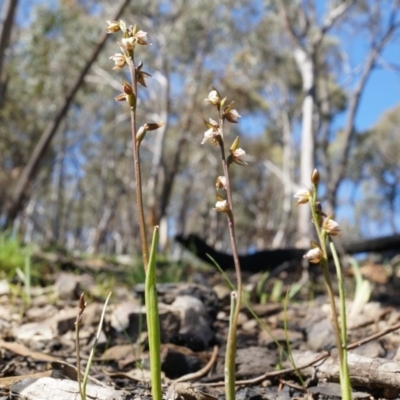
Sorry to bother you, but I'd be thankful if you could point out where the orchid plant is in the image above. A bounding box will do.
[107,19,164,400]
[202,88,247,400]
[294,170,351,400]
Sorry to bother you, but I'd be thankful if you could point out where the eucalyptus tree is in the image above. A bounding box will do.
[348,104,400,234]
[265,0,400,246]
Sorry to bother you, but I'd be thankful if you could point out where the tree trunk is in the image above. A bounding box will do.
[0,0,18,105]
[146,71,169,231]
[93,187,125,254]
[294,48,315,247]
[325,5,398,211]
[272,107,294,248]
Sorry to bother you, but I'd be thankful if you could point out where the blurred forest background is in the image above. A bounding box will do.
[1,0,400,257]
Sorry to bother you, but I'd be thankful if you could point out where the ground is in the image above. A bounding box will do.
[1,250,400,399]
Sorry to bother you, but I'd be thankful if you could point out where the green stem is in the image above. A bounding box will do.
[225,292,237,400]
[320,258,343,364]
[145,226,162,400]
[331,241,352,400]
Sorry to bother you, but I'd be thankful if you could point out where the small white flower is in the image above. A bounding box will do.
[121,37,136,51]
[304,247,323,264]
[106,20,121,33]
[224,109,241,123]
[135,30,148,45]
[232,148,245,158]
[323,216,341,236]
[294,188,312,205]
[214,199,230,213]
[216,176,227,190]
[109,53,126,69]
[201,128,220,145]
[230,148,247,166]
[205,90,220,105]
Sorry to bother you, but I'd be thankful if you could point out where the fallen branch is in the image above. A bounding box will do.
[176,233,400,272]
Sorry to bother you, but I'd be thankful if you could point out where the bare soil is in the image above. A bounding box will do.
[1,252,400,399]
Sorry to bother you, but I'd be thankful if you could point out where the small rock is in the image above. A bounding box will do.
[54,273,79,300]
[0,279,10,295]
[170,295,215,351]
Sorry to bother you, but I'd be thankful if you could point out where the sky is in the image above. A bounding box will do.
[349,39,400,132]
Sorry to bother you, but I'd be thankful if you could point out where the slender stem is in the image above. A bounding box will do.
[330,241,348,348]
[331,241,352,400]
[82,292,112,393]
[75,292,86,400]
[145,226,162,400]
[75,321,84,400]
[320,258,343,361]
[225,292,237,400]
[218,114,242,398]
[309,194,344,375]
[219,118,242,309]
[127,56,149,268]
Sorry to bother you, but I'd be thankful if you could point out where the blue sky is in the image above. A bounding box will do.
[352,42,400,132]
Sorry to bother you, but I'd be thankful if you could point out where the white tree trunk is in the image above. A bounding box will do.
[294,48,315,247]
[272,109,294,248]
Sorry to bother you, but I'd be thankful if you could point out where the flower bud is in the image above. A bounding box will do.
[106,20,121,33]
[201,128,220,145]
[304,246,323,264]
[136,126,146,142]
[134,30,148,45]
[323,215,341,236]
[223,101,241,123]
[311,169,320,185]
[214,199,230,213]
[294,188,311,205]
[205,89,221,106]
[109,53,126,69]
[121,36,136,51]
[216,176,227,190]
[78,292,86,312]
[229,148,248,166]
[136,122,165,143]
[146,123,165,131]
[201,119,221,145]
[228,137,248,166]
[224,109,241,123]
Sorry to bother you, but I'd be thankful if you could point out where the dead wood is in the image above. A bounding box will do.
[176,234,400,272]
[10,376,130,400]
[291,350,400,393]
